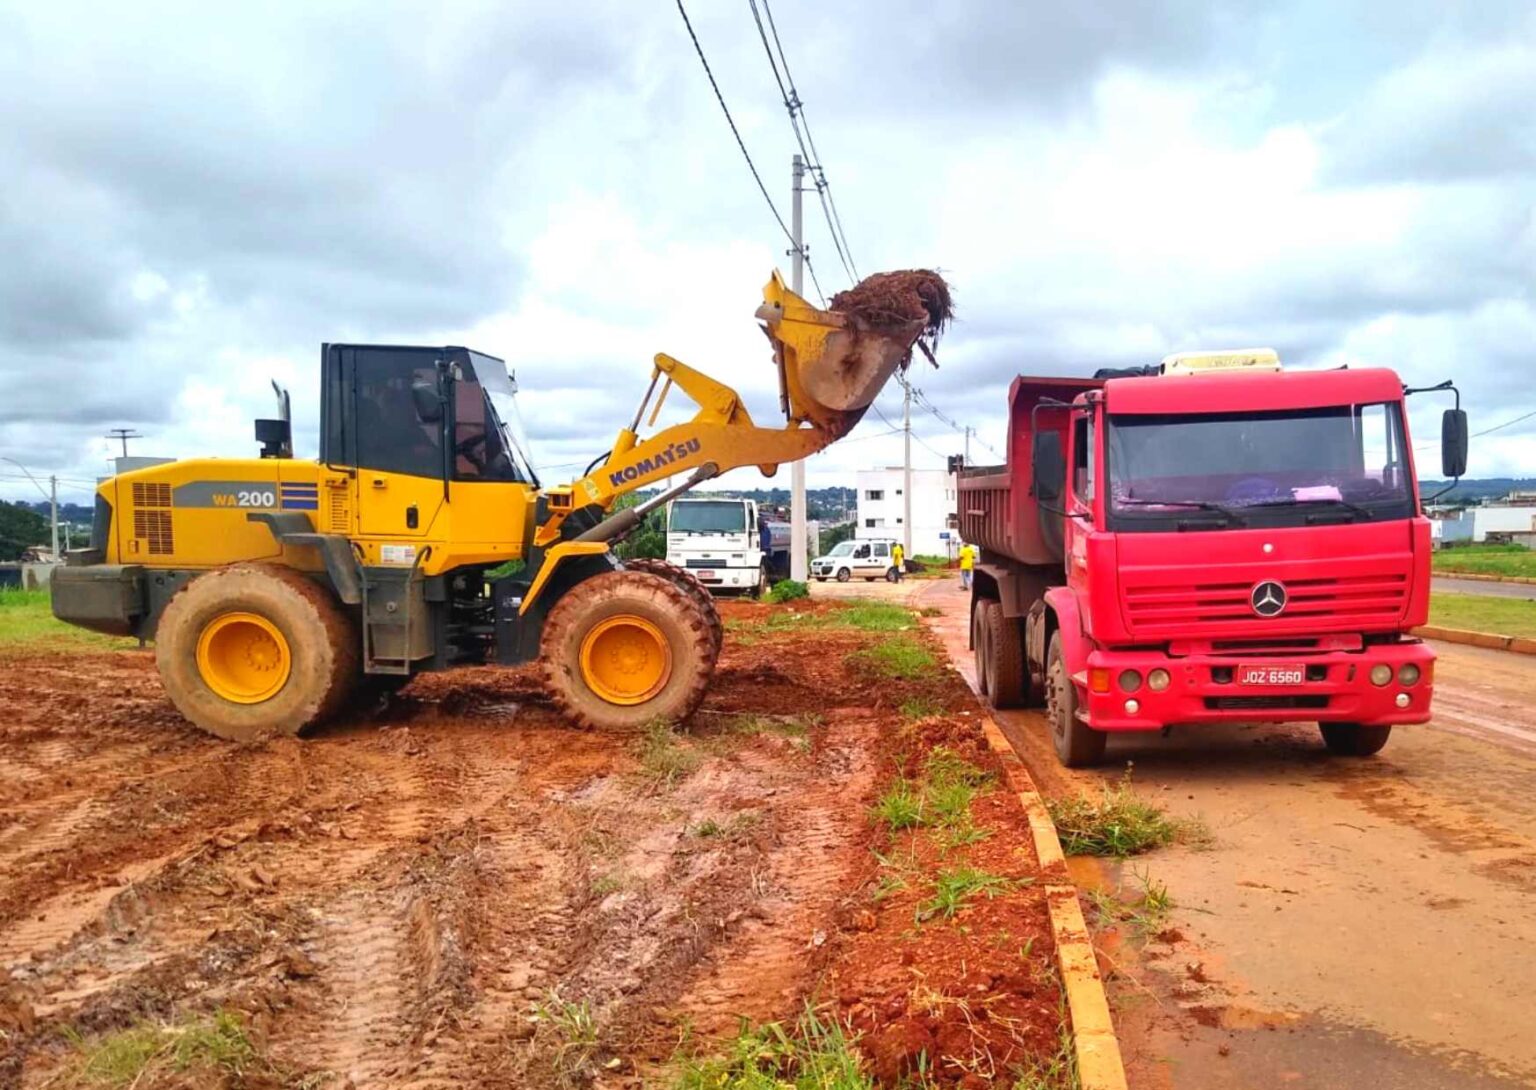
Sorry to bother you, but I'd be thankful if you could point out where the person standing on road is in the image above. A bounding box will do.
[959,542,976,590]
[891,542,905,581]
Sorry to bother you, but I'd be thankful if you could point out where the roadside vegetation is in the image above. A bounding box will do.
[1428,592,1536,639]
[0,587,136,650]
[670,1005,871,1090]
[1048,775,1208,858]
[1432,543,1536,579]
[1085,869,1175,941]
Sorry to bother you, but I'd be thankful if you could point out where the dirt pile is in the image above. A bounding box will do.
[831,269,954,344]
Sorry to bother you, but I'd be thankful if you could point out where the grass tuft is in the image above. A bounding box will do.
[634,719,702,788]
[531,989,601,1085]
[916,865,1019,922]
[846,635,937,680]
[766,579,810,603]
[670,1004,872,1089]
[62,1010,271,1087]
[898,696,943,720]
[1047,775,1205,858]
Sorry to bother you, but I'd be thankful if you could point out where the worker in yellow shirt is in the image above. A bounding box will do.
[959,542,976,590]
[891,542,905,582]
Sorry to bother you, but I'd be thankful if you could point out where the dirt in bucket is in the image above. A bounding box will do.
[831,270,954,344]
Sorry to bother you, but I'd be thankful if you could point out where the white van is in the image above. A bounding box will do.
[811,538,901,583]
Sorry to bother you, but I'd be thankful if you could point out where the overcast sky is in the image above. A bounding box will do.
[1,0,1532,506]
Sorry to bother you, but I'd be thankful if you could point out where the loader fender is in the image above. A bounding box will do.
[520,541,613,616]
[1043,586,1092,689]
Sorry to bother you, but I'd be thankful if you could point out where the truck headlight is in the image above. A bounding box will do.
[1369,664,1393,686]
[1148,669,1171,692]
[1118,669,1142,693]
[1398,663,1420,686]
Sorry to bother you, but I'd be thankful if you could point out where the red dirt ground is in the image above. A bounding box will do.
[0,598,1059,1088]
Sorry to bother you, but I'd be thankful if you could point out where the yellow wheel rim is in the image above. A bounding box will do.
[579,614,672,706]
[196,611,292,704]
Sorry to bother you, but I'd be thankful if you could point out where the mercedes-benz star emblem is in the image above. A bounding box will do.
[1250,581,1287,618]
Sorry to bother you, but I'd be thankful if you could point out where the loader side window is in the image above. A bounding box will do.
[354,353,446,480]
[452,377,515,481]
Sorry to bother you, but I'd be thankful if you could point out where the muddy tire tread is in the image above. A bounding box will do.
[622,558,723,659]
[986,602,1028,708]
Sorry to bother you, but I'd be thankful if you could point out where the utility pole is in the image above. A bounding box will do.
[106,428,142,458]
[902,377,912,558]
[964,426,972,466]
[789,154,810,581]
[49,476,58,560]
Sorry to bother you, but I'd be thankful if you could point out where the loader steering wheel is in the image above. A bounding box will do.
[455,431,490,471]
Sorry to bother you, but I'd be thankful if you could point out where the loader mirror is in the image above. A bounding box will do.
[411,377,444,423]
[1441,408,1468,479]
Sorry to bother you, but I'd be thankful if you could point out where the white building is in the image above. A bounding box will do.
[1434,506,1536,545]
[855,467,957,557]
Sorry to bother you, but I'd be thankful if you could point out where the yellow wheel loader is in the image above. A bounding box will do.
[50,273,936,741]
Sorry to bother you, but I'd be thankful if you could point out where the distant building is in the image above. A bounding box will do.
[1435,506,1536,545]
[855,467,958,557]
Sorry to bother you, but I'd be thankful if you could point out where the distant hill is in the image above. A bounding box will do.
[16,501,94,523]
[1418,478,1536,504]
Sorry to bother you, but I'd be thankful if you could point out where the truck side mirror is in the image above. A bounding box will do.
[1032,431,1065,503]
[1441,408,1467,479]
[411,377,444,423]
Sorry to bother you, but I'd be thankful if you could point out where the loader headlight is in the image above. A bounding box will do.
[1369,664,1393,687]
[1398,664,1420,686]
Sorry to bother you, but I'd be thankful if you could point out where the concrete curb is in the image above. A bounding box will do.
[1434,570,1536,585]
[980,716,1128,1090]
[1414,624,1536,655]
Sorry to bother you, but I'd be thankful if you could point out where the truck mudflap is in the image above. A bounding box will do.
[1080,640,1436,731]
[50,565,146,637]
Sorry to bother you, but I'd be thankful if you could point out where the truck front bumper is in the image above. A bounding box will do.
[688,566,758,592]
[1082,640,1436,731]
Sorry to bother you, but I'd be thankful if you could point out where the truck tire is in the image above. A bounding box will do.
[836,567,851,582]
[621,558,722,660]
[751,564,770,599]
[985,602,1028,708]
[973,600,994,697]
[541,570,714,731]
[155,563,359,742]
[1046,632,1106,767]
[1319,722,1392,756]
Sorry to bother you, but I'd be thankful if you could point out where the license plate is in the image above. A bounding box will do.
[1238,663,1304,686]
[696,571,720,582]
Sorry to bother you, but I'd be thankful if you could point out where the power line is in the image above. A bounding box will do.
[747,0,859,286]
[674,0,824,305]
[1414,406,1536,453]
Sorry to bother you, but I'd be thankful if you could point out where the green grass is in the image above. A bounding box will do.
[1433,543,1536,579]
[634,720,702,788]
[756,601,917,635]
[60,1010,281,1087]
[871,748,992,839]
[767,579,809,603]
[1085,870,1173,940]
[693,812,761,841]
[898,696,943,720]
[670,1005,872,1090]
[0,587,136,650]
[1428,592,1536,639]
[846,635,937,680]
[1011,1018,1081,1090]
[531,990,601,1085]
[915,865,1018,922]
[1047,777,1206,858]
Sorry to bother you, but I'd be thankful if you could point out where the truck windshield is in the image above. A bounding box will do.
[1106,402,1414,529]
[671,501,746,534]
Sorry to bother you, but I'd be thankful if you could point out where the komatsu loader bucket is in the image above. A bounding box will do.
[757,272,928,440]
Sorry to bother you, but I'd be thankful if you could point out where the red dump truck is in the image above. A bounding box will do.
[958,350,1468,766]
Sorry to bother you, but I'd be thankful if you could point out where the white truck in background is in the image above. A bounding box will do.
[665,496,791,597]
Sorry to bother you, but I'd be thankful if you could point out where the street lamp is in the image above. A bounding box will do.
[0,456,59,560]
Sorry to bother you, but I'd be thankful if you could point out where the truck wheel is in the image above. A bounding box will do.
[986,602,1028,708]
[155,564,358,742]
[1046,632,1106,767]
[973,600,994,697]
[621,558,722,661]
[836,568,851,583]
[541,570,713,731]
[1319,722,1392,756]
[751,565,770,599]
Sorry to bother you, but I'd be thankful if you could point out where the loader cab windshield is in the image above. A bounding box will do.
[455,351,538,486]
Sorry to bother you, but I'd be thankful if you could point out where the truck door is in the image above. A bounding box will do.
[1066,411,1096,590]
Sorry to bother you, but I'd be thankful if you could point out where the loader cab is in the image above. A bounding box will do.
[320,344,536,488]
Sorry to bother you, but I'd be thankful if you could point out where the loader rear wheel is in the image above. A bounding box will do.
[985,601,1028,708]
[541,570,714,730]
[156,564,358,742]
[621,558,723,660]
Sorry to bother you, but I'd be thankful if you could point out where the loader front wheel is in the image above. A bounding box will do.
[156,564,358,742]
[541,571,713,730]
[621,558,723,660]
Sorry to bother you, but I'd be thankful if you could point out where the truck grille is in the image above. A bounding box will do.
[683,559,720,569]
[1124,573,1409,637]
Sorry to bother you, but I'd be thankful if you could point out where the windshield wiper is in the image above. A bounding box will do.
[1241,497,1375,520]
[1117,498,1245,523]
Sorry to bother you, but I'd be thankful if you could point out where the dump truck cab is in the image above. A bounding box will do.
[961,351,1468,766]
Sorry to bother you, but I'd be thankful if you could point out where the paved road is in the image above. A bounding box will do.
[917,577,1536,1090]
[1434,574,1536,600]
